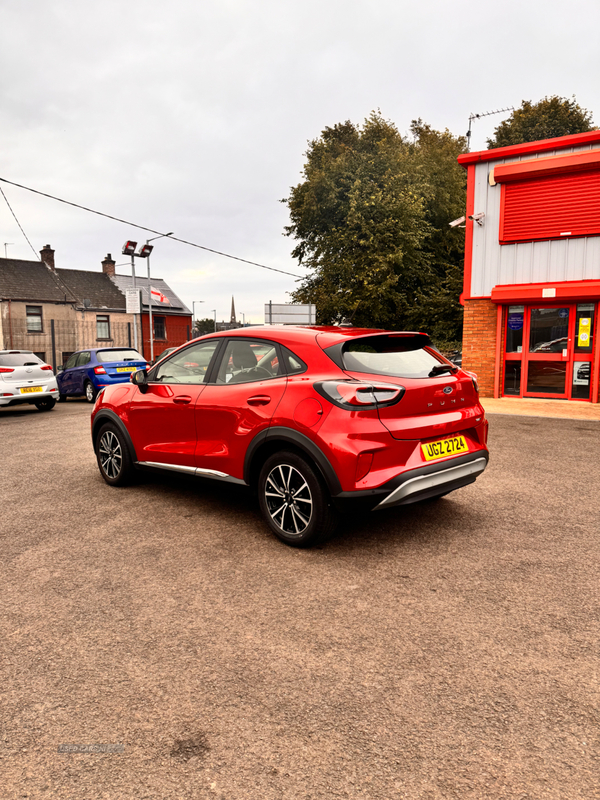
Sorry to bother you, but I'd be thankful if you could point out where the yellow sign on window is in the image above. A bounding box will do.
[578,317,591,347]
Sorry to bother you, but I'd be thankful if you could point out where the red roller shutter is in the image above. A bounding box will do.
[500,168,600,244]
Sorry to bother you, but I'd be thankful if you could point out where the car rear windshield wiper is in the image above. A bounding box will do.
[429,364,458,377]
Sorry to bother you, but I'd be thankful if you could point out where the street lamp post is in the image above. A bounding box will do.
[145,233,173,362]
[193,301,205,336]
[211,309,217,332]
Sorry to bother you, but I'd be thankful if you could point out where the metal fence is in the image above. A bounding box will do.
[1,319,191,369]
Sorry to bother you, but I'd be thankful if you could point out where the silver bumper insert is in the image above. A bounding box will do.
[374,456,488,510]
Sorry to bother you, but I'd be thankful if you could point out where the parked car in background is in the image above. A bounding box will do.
[152,346,179,365]
[91,326,489,547]
[0,350,58,411]
[57,347,148,403]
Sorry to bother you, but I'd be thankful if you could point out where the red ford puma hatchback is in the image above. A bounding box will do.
[91,326,489,547]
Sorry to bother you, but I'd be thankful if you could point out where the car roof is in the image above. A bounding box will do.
[186,325,428,349]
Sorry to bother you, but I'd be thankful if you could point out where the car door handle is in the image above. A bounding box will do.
[173,395,192,404]
[247,395,271,406]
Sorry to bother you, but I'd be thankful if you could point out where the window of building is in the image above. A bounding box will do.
[154,316,166,340]
[96,314,111,340]
[26,306,43,332]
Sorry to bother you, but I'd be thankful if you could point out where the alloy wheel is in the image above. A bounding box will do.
[98,430,123,480]
[264,463,313,536]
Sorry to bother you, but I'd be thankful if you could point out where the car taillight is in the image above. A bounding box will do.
[40,365,53,371]
[0,367,14,373]
[94,366,107,374]
[464,370,479,393]
[314,380,405,410]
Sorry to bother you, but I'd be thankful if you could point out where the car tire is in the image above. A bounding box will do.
[58,393,67,403]
[34,397,56,411]
[85,381,98,403]
[257,451,338,547]
[95,423,135,486]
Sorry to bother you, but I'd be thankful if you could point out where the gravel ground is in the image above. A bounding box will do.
[1,401,599,800]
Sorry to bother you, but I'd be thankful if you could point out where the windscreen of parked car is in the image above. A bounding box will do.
[96,349,145,363]
[340,335,448,379]
[0,352,44,367]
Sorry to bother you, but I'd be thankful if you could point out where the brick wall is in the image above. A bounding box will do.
[462,299,498,397]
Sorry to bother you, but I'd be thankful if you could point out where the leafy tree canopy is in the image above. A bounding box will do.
[487,96,594,149]
[283,112,467,340]
[193,317,216,336]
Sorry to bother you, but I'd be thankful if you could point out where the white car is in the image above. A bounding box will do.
[0,350,59,411]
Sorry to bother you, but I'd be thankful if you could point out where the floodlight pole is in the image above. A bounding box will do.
[130,253,138,351]
[145,233,173,362]
[211,309,217,332]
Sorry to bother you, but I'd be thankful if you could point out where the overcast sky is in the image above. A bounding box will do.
[1,0,599,324]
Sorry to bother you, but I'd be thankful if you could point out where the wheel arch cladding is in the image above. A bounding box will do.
[92,410,138,463]
[244,426,342,495]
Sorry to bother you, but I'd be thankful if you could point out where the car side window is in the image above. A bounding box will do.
[153,340,220,384]
[76,351,91,367]
[65,354,79,369]
[214,340,281,385]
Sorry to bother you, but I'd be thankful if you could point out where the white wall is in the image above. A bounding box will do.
[469,143,600,297]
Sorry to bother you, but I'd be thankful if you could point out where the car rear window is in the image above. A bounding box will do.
[96,349,144,363]
[340,335,447,379]
[0,352,43,367]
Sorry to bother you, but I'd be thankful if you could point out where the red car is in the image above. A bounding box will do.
[91,326,489,547]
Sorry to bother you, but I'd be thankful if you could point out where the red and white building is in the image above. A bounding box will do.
[458,130,600,404]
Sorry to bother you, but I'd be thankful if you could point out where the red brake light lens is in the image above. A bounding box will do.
[314,381,405,410]
[0,367,14,373]
[40,365,53,371]
[94,366,107,374]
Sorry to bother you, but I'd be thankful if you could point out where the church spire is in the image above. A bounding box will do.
[230,296,236,324]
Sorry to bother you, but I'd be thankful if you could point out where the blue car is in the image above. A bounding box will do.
[57,347,148,403]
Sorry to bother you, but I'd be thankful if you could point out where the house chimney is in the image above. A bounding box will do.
[102,253,116,277]
[40,244,55,271]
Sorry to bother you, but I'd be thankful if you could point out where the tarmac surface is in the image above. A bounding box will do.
[1,398,599,799]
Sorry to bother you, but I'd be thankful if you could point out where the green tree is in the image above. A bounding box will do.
[405,120,467,342]
[487,96,594,149]
[193,317,215,336]
[284,112,432,329]
[283,112,467,341]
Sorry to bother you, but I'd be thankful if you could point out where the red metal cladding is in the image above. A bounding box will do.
[500,169,600,244]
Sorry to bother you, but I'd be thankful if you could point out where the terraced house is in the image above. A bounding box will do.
[0,246,192,368]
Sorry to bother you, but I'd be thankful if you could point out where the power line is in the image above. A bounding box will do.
[0,184,40,260]
[0,176,303,278]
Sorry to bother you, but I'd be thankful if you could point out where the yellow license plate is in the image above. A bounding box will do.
[421,435,468,461]
[116,367,136,372]
[20,386,43,394]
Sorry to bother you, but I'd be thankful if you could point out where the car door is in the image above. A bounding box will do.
[73,351,92,394]
[127,339,221,468]
[58,352,80,396]
[193,338,288,480]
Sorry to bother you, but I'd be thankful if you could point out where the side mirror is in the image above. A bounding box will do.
[131,369,149,393]
[57,365,64,372]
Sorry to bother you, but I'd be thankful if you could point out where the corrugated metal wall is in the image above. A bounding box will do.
[470,144,600,297]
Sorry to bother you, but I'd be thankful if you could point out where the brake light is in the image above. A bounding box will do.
[40,365,53,371]
[464,370,479,393]
[0,367,14,373]
[94,366,107,374]
[314,380,405,410]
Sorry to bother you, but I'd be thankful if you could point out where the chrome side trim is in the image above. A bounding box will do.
[136,461,245,484]
[138,461,199,475]
[374,457,488,510]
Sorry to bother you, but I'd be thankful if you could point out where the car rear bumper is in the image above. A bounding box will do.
[332,450,489,511]
[0,383,58,406]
